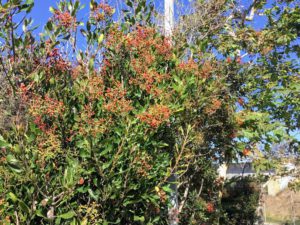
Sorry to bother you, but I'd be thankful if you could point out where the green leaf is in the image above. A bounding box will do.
[19,200,30,214]
[46,21,53,31]
[88,189,99,200]
[8,192,18,203]
[88,57,94,71]
[36,209,46,218]
[6,158,23,173]
[80,218,88,225]
[22,23,27,32]
[68,2,72,12]
[89,0,96,10]
[26,0,34,4]
[58,210,76,219]
[74,1,80,11]
[80,29,87,37]
[102,159,112,170]
[98,33,104,44]
[86,21,91,31]
[49,6,55,13]
[55,217,62,225]
[0,135,11,148]
[134,215,145,222]
[70,218,77,225]
[63,166,76,188]
[126,0,133,8]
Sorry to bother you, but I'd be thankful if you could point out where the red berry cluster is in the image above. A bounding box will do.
[54,10,76,29]
[137,104,171,128]
[90,3,114,21]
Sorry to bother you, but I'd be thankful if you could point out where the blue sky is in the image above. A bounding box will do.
[29,0,188,30]
[29,1,266,26]
[30,1,52,27]
[29,0,271,32]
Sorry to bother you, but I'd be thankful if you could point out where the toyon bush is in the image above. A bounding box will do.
[0,0,299,224]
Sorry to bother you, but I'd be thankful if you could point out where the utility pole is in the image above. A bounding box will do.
[164,1,178,225]
[164,0,174,37]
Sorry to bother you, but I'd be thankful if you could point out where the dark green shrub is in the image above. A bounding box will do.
[220,177,261,225]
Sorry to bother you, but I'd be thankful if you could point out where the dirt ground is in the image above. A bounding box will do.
[264,189,300,224]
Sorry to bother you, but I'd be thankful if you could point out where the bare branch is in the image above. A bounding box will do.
[178,181,190,213]
[14,211,20,225]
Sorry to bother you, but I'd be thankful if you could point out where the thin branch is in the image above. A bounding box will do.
[196,178,204,198]
[10,11,16,61]
[246,6,256,21]
[14,211,20,225]
[0,56,17,93]
[14,15,26,29]
[245,0,258,21]
[52,191,65,205]
[178,181,190,213]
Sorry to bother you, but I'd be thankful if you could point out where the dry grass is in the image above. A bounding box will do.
[264,189,300,224]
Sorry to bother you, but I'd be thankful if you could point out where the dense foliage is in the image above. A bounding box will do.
[220,177,262,225]
[0,0,299,224]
